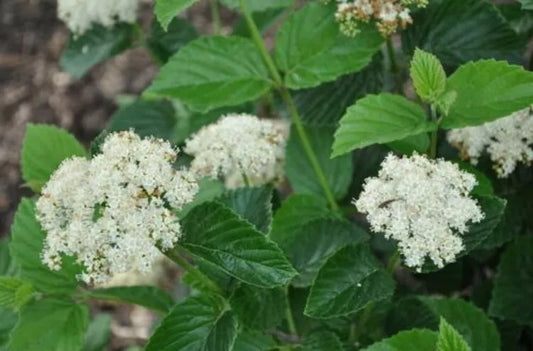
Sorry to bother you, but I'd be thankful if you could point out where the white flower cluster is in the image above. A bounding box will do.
[57,0,141,35]
[354,153,484,270]
[447,108,533,178]
[184,114,288,188]
[37,131,198,284]
[332,0,428,37]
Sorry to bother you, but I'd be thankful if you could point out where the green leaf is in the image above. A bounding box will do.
[489,236,533,325]
[362,329,438,351]
[442,60,533,129]
[220,0,293,12]
[305,244,395,319]
[302,331,343,351]
[87,286,175,313]
[0,307,17,349]
[60,24,135,78]
[286,125,353,201]
[107,99,178,141]
[230,286,286,329]
[155,0,198,30]
[402,0,525,68]
[178,178,225,219]
[274,2,383,89]
[233,8,286,38]
[9,199,80,294]
[457,163,494,197]
[8,298,89,351]
[332,94,436,157]
[0,278,33,310]
[82,314,112,351]
[146,294,237,351]
[21,124,86,192]
[410,48,446,103]
[0,239,17,277]
[178,202,297,288]
[520,0,533,10]
[233,330,277,351]
[387,133,431,155]
[145,36,271,112]
[147,17,198,64]
[437,318,471,351]
[219,186,273,234]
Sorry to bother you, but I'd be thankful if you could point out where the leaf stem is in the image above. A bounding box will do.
[210,0,222,35]
[284,285,298,336]
[386,37,402,93]
[429,104,438,159]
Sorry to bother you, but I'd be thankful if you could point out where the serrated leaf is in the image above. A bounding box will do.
[305,244,395,319]
[437,318,471,351]
[178,202,297,288]
[21,124,85,192]
[145,36,271,112]
[233,330,277,351]
[155,0,198,30]
[332,94,436,157]
[9,199,80,294]
[147,17,198,64]
[88,286,175,313]
[274,2,383,89]
[410,48,446,103]
[230,286,286,329]
[489,236,533,325]
[220,0,293,12]
[442,60,533,129]
[82,314,112,351]
[302,330,343,351]
[60,24,134,78]
[8,299,89,351]
[402,0,525,68]
[146,294,237,351]
[286,125,353,201]
[362,329,438,351]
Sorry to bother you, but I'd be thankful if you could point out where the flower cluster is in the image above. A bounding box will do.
[354,153,484,270]
[57,0,141,35]
[37,131,198,284]
[447,107,533,178]
[184,114,289,188]
[331,0,428,37]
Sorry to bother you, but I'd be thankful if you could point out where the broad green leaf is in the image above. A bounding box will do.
[230,286,286,329]
[233,8,286,37]
[520,0,533,9]
[82,314,112,351]
[489,236,533,325]
[387,133,431,155]
[146,294,237,351]
[402,0,525,68]
[146,36,271,112]
[274,218,368,287]
[0,239,17,277]
[274,2,383,89]
[178,202,297,288]
[332,94,436,157]
[147,17,198,64]
[286,125,353,201]
[362,329,438,351]
[410,48,446,103]
[107,99,178,141]
[88,286,175,313]
[155,0,198,30]
[0,307,17,349]
[457,163,494,197]
[305,244,395,319]
[437,318,471,351]
[21,124,86,192]
[442,60,533,129]
[0,278,33,310]
[60,24,135,78]
[8,298,89,351]
[219,186,273,234]
[220,0,293,12]
[498,3,533,36]
[178,178,225,219]
[9,199,80,294]
[233,331,277,351]
[302,330,343,350]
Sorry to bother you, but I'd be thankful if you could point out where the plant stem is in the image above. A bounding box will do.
[387,249,401,273]
[386,37,402,94]
[429,105,438,159]
[210,0,222,35]
[284,286,298,336]
[238,0,338,210]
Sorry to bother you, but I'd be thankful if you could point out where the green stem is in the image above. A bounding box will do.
[210,0,222,35]
[387,249,401,274]
[429,105,438,159]
[386,37,402,94]
[284,286,298,336]
[239,0,338,210]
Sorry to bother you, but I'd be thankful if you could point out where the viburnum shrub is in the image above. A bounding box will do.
[2,0,533,350]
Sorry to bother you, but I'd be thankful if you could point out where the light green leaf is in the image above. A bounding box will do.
[302,330,343,350]
[219,186,273,234]
[0,278,33,310]
[178,202,297,288]
[146,294,237,351]
[332,94,436,157]
[9,199,80,294]
[88,286,175,313]
[147,17,198,64]
[230,286,286,329]
[21,124,86,192]
[274,2,383,89]
[520,0,533,10]
[155,0,198,30]
[489,236,533,325]
[362,329,438,351]
[145,36,271,112]
[82,314,112,351]
[8,299,89,351]
[286,125,353,201]
[60,24,134,78]
[410,48,446,103]
[305,244,395,319]
[442,60,533,129]
[220,0,293,12]
[437,318,471,351]
[233,330,277,351]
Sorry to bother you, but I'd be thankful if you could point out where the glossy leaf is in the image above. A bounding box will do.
[88,286,175,313]
[230,286,286,329]
[219,186,273,234]
[437,318,471,351]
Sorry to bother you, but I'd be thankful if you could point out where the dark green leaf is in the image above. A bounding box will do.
[461,195,506,253]
[178,178,225,219]
[0,239,17,277]
[233,330,277,351]
[230,286,286,329]
[147,17,198,64]
[219,186,273,234]
[410,48,447,103]
[88,286,175,313]
[520,0,533,10]
[437,318,471,351]
[155,0,198,30]
[362,329,438,351]
[302,330,343,350]
[82,314,112,351]
[387,133,431,155]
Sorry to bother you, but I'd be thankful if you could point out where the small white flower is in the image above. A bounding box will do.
[354,153,484,270]
[447,108,533,178]
[37,131,198,284]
